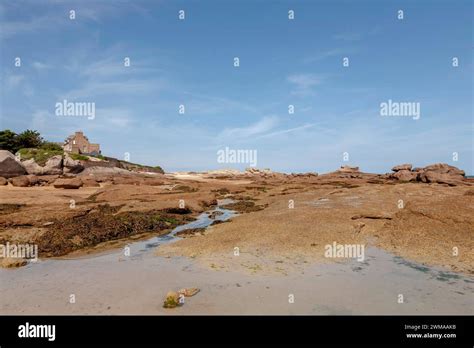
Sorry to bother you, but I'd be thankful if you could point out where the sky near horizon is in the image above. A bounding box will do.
[0,0,472,173]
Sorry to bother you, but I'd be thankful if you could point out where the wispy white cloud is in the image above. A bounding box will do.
[0,1,150,39]
[256,123,317,139]
[58,78,165,100]
[218,116,279,140]
[0,14,59,39]
[287,73,324,96]
[3,72,34,96]
[5,74,25,88]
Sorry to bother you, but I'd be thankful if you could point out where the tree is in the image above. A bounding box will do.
[0,129,18,152]
[15,130,43,150]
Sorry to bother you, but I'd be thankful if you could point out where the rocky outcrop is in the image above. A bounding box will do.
[289,172,318,178]
[422,163,465,177]
[0,177,7,185]
[0,150,26,178]
[79,166,132,176]
[392,164,412,172]
[418,171,464,186]
[338,165,360,173]
[246,167,273,175]
[53,177,83,189]
[391,170,417,182]
[389,163,467,186]
[63,154,84,174]
[22,155,63,175]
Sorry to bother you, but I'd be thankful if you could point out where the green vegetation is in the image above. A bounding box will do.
[153,215,179,225]
[69,153,89,161]
[163,295,179,308]
[17,148,63,166]
[40,142,63,152]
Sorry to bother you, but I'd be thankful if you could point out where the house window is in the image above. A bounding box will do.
[73,140,76,145]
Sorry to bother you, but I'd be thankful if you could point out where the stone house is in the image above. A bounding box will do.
[63,131,101,155]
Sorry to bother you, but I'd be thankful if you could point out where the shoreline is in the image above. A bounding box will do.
[1,246,472,315]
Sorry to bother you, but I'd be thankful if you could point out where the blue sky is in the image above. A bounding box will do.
[0,0,472,173]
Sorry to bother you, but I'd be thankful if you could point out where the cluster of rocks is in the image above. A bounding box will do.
[322,165,366,179]
[205,167,318,180]
[287,172,318,178]
[389,163,467,186]
[0,150,85,178]
[0,150,164,189]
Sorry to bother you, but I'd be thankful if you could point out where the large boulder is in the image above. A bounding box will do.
[43,155,63,175]
[36,175,60,186]
[0,150,27,178]
[392,164,412,172]
[63,154,84,174]
[22,159,42,175]
[53,177,83,189]
[9,175,31,187]
[422,163,465,177]
[26,175,40,186]
[0,177,7,185]
[22,155,63,175]
[418,163,466,186]
[391,170,417,182]
[418,171,464,186]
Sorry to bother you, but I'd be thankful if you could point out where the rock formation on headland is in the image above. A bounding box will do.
[0,148,471,188]
[0,149,165,188]
[388,163,467,186]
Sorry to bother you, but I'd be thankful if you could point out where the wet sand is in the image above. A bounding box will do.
[1,246,472,315]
